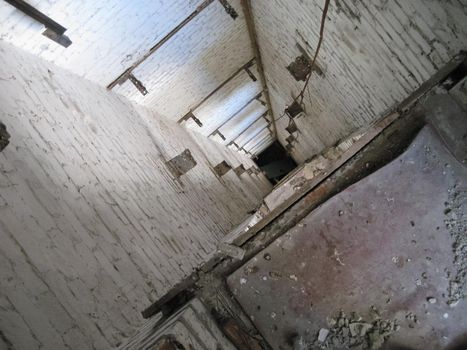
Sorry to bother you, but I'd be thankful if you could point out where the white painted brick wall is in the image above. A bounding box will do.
[252,0,467,163]
[0,41,271,350]
[112,0,254,123]
[0,0,205,87]
[0,0,272,153]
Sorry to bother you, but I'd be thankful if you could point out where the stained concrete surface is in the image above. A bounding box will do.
[228,126,467,350]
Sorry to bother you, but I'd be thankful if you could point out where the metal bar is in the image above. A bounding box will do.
[177,58,256,123]
[5,0,66,34]
[241,127,270,150]
[107,0,216,90]
[208,91,263,136]
[247,138,271,157]
[240,0,277,139]
[244,66,257,81]
[251,138,272,155]
[179,111,203,127]
[5,0,72,47]
[249,136,272,154]
[212,130,226,141]
[227,110,269,145]
[238,123,270,148]
[244,130,271,151]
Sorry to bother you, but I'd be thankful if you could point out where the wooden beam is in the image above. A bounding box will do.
[107,0,216,90]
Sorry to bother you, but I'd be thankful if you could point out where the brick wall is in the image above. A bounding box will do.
[251,0,467,163]
[0,41,271,350]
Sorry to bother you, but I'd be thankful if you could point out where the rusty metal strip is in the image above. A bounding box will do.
[248,136,272,155]
[107,0,216,90]
[5,0,71,47]
[177,58,256,124]
[217,0,238,19]
[128,74,148,95]
[179,111,203,127]
[212,130,226,141]
[243,128,271,150]
[238,123,270,148]
[240,0,277,139]
[246,132,272,152]
[255,140,273,154]
[208,91,263,136]
[227,110,269,145]
[244,66,257,81]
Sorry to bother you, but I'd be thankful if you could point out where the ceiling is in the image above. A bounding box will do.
[0,0,275,157]
[1,0,466,162]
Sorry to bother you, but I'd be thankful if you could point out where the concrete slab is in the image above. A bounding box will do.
[228,126,467,349]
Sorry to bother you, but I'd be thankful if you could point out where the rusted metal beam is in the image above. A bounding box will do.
[107,0,216,90]
[218,0,238,19]
[208,91,263,136]
[128,74,148,95]
[4,0,71,47]
[244,66,257,82]
[177,58,256,124]
[238,123,270,148]
[246,127,271,148]
[178,111,203,127]
[243,131,271,152]
[240,0,277,139]
[251,142,271,156]
[240,124,269,148]
[248,135,272,154]
[227,110,269,145]
[211,130,226,141]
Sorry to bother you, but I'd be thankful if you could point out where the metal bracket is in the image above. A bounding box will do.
[245,66,257,81]
[128,74,148,95]
[211,130,226,141]
[178,111,203,127]
[5,0,72,47]
[218,0,238,19]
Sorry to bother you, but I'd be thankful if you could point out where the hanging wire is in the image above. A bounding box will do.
[295,0,331,107]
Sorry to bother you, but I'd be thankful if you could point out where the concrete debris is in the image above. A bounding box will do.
[445,184,467,305]
[315,309,399,350]
[426,297,437,304]
[218,242,246,260]
[317,328,329,342]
